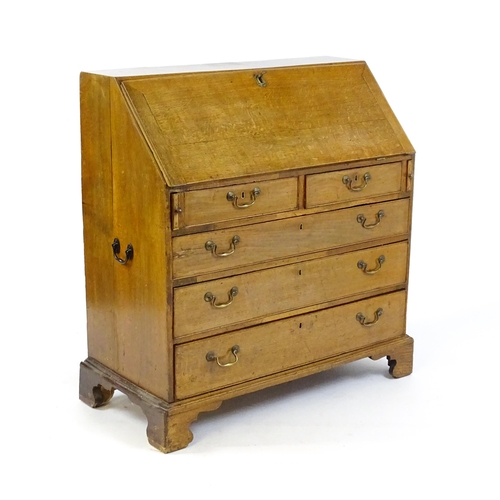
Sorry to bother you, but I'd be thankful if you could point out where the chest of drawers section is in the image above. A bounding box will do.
[79,57,415,453]
[171,162,413,402]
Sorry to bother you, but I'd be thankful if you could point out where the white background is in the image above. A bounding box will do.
[2,1,498,498]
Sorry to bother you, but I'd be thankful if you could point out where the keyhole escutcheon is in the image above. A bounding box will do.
[254,72,267,87]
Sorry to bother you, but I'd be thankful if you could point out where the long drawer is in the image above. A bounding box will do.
[173,241,408,338]
[173,199,409,279]
[175,290,407,399]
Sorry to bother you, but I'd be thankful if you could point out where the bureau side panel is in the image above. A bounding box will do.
[110,79,172,401]
[80,73,118,367]
[404,155,416,331]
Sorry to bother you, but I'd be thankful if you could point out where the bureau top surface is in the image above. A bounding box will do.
[91,56,354,77]
[88,58,414,187]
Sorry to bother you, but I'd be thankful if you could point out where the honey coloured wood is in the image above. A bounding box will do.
[178,177,298,228]
[172,198,410,280]
[175,291,407,399]
[79,57,415,453]
[306,161,403,208]
[121,60,413,186]
[173,242,408,339]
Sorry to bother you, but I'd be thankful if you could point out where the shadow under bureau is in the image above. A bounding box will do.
[79,57,415,453]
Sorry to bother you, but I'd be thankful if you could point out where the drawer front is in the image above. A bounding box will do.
[177,178,298,227]
[173,199,410,279]
[175,291,407,399]
[306,162,402,208]
[173,241,408,338]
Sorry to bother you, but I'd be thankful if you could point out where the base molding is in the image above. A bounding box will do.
[80,334,413,453]
[80,358,221,453]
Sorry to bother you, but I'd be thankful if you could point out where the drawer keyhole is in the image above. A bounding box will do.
[254,72,267,87]
[241,191,245,199]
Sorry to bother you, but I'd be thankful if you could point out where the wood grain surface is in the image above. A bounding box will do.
[173,241,408,338]
[306,161,403,207]
[110,79,173,400]
[175,291,407,398]
[122,62,414,186]
[80,73,117,367]
[80,59,415,452]
[179,177,298,227]
[173,198,410,279]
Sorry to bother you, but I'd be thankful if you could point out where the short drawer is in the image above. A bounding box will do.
[173,199,410,279]
[175,290,407,399]
[173,241,408,338]
[306,162,403,208]
[173,178,298,228]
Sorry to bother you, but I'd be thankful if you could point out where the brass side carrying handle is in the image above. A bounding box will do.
[204,286,238,309]
[357,210,385,229]
[356,308,383,327]
[342,172,371,192]
[226,187,261,209]
[205,235,240,257]
[357,255,385,274]
[112,238,133,265]
[206,345,240,367]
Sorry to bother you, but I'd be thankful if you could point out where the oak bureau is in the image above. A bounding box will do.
[79,57,415,453]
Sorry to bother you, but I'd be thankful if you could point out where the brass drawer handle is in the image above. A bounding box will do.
[342,172,371,192]
[226,187,261,208]
[356,307,383,327]
[205,235,240,257]
[111,238,134,265]
[357,255,385,274]
[204,286,238,308]
[357,210,385,229]
[206,345,240,367]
